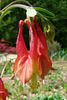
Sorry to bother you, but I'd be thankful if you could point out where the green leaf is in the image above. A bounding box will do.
[0,10,11,17]
[0,10,11,15]
[4,10,11,16]
[0,53,8,56]
[34,7,55,18]
[26,8,37,17]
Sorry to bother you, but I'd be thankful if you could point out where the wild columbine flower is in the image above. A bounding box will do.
[0,78,9,100]
[11,18,55,89]
[11,20,39,88]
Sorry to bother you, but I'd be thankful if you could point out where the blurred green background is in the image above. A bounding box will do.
[0,0,67,49]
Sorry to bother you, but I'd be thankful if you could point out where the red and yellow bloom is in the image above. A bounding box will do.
[11,17,55,89]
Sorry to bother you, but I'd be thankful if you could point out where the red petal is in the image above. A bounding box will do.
[12,20,28,78]
[51,67,56,70]
[38,54,51,79]
[0,78,4,91]
[0,78,9,100]
[17,56,33,85]
[0,93,6,100]
[0,96,2,99]
[11,57,19,79]
[25,19,38,61]
[13,57,19,73]
[16,20,28,59]
[34,20,48,55]
[34,20,56,76]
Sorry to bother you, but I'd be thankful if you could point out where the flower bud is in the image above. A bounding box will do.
[44,24,55,44]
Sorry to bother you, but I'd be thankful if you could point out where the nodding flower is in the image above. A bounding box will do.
[11,19,39,89]
[11,17,55,89]
[0,78,9,100]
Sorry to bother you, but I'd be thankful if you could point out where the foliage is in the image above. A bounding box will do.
[0,57,67,99]
[24,93,66,100]
[29,0,67,47]
[0,0,67,48]
[0,0,29,48]
[27,0,67,48]
[50,48,67,61]
[31,0,67,47]
[47,40,67,61]
[0,38,16,53]
[47,40,61,55]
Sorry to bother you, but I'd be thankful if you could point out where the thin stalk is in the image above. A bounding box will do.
[0,0,32,12]
[1,60,9,78]
[0,4,30,22]
[0,0,1,10]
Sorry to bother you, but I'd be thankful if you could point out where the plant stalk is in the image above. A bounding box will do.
[0,4,30,22]
[0,0,32,12]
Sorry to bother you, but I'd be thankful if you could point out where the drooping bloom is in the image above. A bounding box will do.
[11,20,39,88]
[0,78,9,100]
[11,18,55,89]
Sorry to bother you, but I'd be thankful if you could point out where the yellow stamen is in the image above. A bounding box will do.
[29,73,40,89]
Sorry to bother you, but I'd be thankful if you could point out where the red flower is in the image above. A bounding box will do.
[0,78,9,100]
[11,20,38,88]
[11,18,55,89]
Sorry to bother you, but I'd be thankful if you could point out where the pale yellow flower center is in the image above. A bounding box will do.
[29,73,40,89]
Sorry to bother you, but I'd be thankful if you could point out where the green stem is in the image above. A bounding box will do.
[0,0,32,12]
[0,0,1,10]
[0,4,30,22]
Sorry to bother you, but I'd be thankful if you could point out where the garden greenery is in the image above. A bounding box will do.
[0,0,67,48]
[0,0,66,100]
